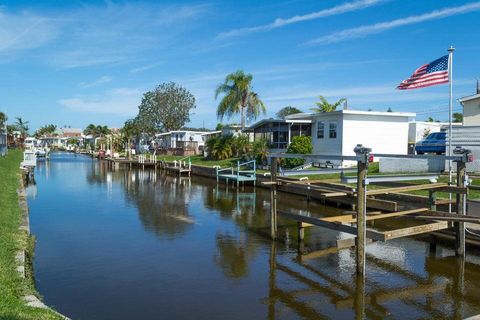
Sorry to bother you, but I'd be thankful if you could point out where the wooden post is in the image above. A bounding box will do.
[356,159,367,276]
[455,159,467,257]
[429,190,437,254]
[270,157,278,240]
[428,190,437,211]
[354,144,370,277]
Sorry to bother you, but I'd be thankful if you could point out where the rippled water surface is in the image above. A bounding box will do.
[27,152,480,319]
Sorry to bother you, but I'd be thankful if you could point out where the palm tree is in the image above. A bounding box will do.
[310,96,346,113]
[215,70,266,130]
[14,117,29,137]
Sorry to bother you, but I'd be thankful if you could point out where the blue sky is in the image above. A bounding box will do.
[1,0,480,131]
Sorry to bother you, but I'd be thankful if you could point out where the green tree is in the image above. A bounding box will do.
[251,138,269,164]
[122,118,142,159]
[426,117,435,122]
[310,96,345,113]
[206,135,234,160]
[232,134,250,157]
[14,117,29,138]
[387,107,393,112]
[284,136,312,168]
[137,82,196,133]
[215,123,224,131]
[276,106,303,119]
[34,124,57,138]
[215,70,266,130]
[453,112,463,123]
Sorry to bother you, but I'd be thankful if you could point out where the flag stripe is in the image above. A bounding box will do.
[397,55,449,90]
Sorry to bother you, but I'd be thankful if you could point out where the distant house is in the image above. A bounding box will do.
[459,82,480,126]
[408,121,461,148]
[156,130,207,156]
[221,125,242,137]
[287,110,415,166]
[243,118,312,152]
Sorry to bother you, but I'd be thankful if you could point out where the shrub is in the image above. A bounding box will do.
[251,138,269,164]
[284,136,312,168]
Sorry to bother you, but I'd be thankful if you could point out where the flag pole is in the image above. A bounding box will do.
[448,45,455,213]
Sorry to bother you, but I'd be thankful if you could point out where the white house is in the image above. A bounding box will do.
[459,82,480,126]
[285,110,415,166]
[156,130,207,155]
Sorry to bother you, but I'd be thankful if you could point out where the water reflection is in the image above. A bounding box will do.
[29,153,480,319]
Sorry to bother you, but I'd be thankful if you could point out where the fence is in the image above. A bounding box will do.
[447,126,480,172]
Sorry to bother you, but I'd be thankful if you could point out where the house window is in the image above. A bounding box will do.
[317,121,324,139]
[329,122,337,139]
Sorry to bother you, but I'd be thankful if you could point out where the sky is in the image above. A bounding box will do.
[1,0,480,131]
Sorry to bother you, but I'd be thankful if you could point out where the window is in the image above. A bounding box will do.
[329,122,337,139]
[317,121,325,139]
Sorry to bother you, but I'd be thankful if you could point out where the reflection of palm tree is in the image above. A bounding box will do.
[215,233,258,279]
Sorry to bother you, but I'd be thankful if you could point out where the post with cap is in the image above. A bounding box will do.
[453,146,471,257]
[354,144,371,276]
[270,157,278,240]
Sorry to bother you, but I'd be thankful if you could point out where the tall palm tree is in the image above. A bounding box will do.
[310,96,346,113]
[215,70,266,130]
[14,117,29,138]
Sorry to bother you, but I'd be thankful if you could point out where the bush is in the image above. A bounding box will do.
[284,136,312,168]
[206,135,234,160]
[251,138,269,164]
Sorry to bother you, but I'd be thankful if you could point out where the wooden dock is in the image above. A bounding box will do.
[266,146,474,276]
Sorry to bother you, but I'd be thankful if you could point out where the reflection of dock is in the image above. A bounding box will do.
[267,242,475,319]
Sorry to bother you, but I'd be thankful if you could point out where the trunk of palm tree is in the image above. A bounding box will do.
[241,104,246,130]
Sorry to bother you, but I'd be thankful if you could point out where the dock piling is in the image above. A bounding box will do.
[354,145,371,276]
[454,149,468,257]
[270,157,278,240]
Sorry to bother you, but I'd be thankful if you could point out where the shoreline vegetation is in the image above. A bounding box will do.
[153,154,480,200]
[0,149,62,320]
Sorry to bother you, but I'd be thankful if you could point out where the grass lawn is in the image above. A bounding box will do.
[0,149,62,319]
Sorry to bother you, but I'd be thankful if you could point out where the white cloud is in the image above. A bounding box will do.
[58,88,142,116]
[0,8,59,53]
[0,3,208,67]
[130,62,163,74]
[304,2,480,45]
[216,0,385,40]
[79,76,112,88]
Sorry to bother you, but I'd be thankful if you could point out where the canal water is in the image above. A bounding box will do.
[27,152,480,319]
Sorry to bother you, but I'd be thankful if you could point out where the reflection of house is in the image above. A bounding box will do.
[156,130,207,155]
[243,118,312,152]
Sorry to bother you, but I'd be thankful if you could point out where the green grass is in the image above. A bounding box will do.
[0,149,62,319]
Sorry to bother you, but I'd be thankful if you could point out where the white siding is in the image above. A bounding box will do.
[342,114,409,156]
[463,98,480,126]
[311,113,343,156]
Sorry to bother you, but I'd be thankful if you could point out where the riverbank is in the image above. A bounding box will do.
[0,149,63,319]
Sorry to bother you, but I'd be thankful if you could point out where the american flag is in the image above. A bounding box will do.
[397,55,449,90]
